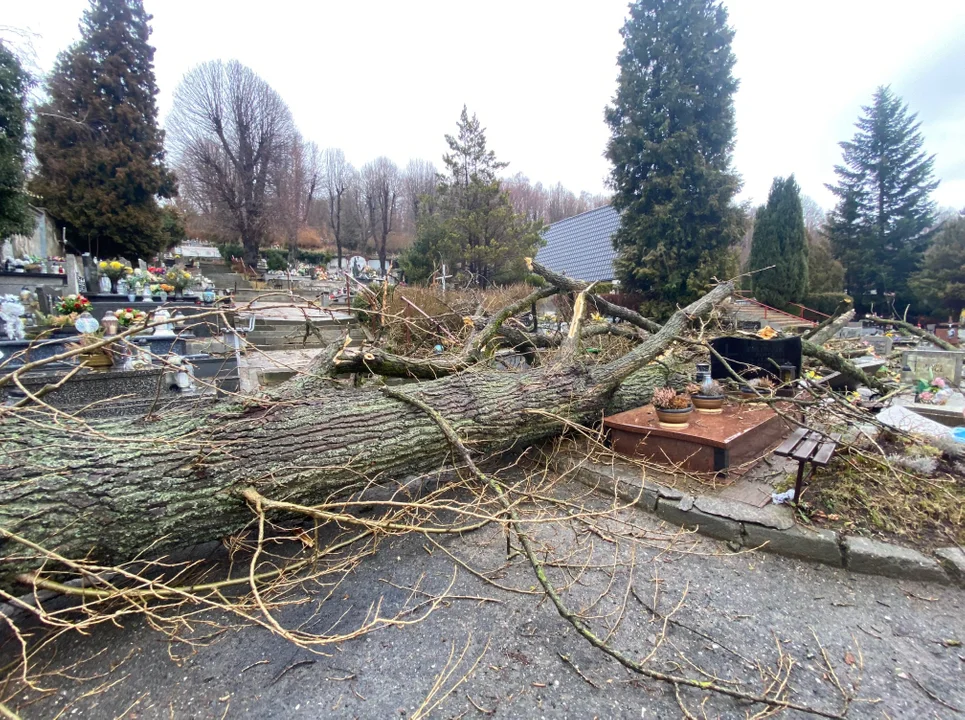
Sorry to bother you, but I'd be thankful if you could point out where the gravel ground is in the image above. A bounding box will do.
[2,478,963,719]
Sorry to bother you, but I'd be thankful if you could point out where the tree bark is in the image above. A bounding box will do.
[0,283,730,591]
[865,315,958,352]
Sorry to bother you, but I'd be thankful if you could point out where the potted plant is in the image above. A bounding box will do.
[652,386,693,428]
[739,377,775,401]
[690,379,725,414]
[98,260,132,294]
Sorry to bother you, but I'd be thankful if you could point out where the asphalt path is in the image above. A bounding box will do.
[2,480,963,719]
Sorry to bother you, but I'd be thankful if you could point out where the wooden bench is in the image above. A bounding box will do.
[773,427,841,505]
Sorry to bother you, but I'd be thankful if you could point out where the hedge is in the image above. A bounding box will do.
[216,244,332,268]
[800,292,852,316]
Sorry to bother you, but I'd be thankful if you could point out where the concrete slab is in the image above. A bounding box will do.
[877,405,952,439]
[655,496,742,542]
[844,536,949,583]
[934,547,965,587]
[693,496,795,530]
[743,523,843,566]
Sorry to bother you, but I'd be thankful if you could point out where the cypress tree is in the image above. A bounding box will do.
[605,0,743,318]
[31,0,176,260]
[0,41,33,239]
[748,176,808,307]
[826,86,938,309]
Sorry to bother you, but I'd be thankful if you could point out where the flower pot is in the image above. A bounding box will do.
[692,394,724,414]
[127,293,136,302]
[159,292,168,303]
[654,404,693,429]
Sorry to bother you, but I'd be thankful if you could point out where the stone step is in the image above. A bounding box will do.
[250,320,354,332]
[247,343,329,352]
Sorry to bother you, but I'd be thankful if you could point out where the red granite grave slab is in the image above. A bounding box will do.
[603,403,786,474]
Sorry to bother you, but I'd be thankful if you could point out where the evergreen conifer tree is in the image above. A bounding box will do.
[31,0,175,260]
[748,176,808,307]
[405,106,542,286]
[605,0,743,317]
[0,41,33,239]
[826,86,938,309]
[910,214,965,317]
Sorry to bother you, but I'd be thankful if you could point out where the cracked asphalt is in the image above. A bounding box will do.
[2,479,963,719]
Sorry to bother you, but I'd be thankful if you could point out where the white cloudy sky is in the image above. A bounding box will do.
[5,0,965,211]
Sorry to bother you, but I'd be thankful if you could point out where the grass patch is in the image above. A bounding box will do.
[804,434,964,549]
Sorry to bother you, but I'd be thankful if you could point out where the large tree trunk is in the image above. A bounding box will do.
[0,354,663,593]
[0,281,728,592]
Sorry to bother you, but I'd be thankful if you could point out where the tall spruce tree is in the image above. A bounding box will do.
[826,86,938,310]
[748,176,808,307]
[605,0,743,318]
[31,0,175,260]
[0,41,33,239]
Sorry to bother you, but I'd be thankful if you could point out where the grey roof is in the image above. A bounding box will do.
[535,205,620,282]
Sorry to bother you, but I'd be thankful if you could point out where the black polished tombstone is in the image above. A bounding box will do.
[710,336,802,380]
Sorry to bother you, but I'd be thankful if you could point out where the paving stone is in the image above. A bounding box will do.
[655,497,741,542]
[743,523,843,567]
[934,547,965,587]
[694,497,794,530]
[844,536,949,584]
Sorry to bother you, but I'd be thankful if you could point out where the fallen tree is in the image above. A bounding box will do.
[0,278,729,592]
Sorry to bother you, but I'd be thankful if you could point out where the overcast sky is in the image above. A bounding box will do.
[5,0,965,212]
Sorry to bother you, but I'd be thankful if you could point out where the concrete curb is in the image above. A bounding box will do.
[553,452,960,587]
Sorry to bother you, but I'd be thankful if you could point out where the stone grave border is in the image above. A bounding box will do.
[551,451,965,587]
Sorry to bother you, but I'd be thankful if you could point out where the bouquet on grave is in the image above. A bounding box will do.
[55,294,90,315]
[915,372,952,405]
[164,268,192,291]
[129,268,158,288]
[116,308,148,328]
[98,260,132,281]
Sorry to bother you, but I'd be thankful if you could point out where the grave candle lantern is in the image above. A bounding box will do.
[73,311,99,335]
[101,311,119,336]
[779,361,797,385]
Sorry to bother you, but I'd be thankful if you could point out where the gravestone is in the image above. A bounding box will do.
[736,320,761,331]
[865,336,893,356]
[710,336,802,380]
[65,254,82,294]
[901,349,965,387]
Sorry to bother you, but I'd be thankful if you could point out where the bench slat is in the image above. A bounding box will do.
[791,435,821,462]
[811,433,842,466]
[773,427,809,457]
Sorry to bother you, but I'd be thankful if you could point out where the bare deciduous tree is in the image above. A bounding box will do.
[361,157,400,274]
[503,173,610,224]
[801,195,827,235]
[401,158,438,231]
[167,60,295,267]
[277,135,321,262]
[322,148,355,268]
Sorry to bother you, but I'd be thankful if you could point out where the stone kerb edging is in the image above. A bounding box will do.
[552,452,965,587]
